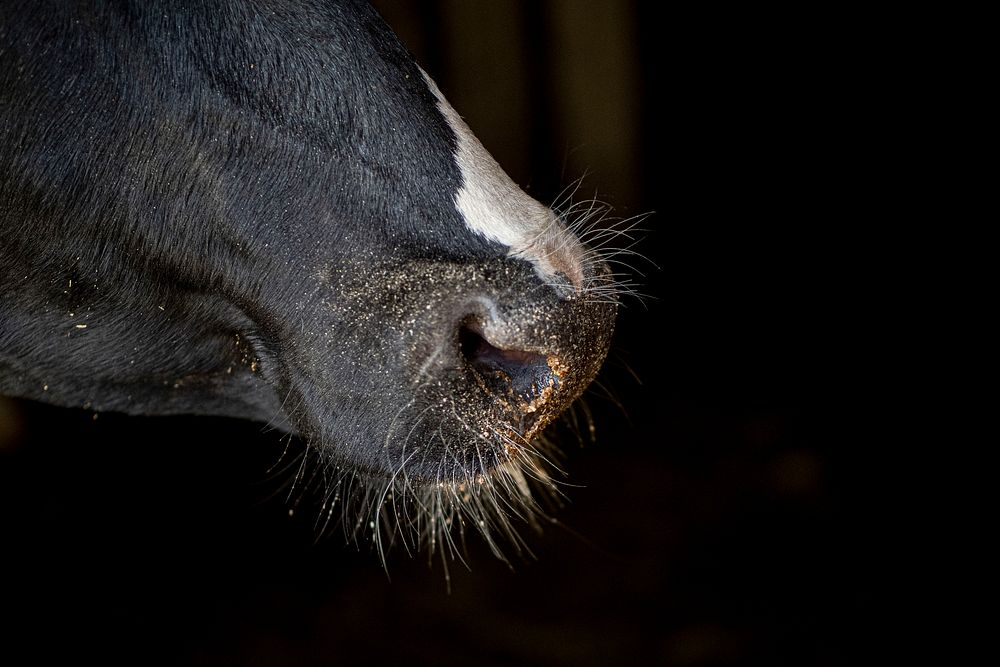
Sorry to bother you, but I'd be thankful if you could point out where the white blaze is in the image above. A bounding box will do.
[421,71,585,289]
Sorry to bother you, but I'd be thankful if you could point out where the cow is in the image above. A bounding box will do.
[0,0,619,564]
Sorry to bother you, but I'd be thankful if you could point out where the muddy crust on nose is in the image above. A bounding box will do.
[284,255,616,484]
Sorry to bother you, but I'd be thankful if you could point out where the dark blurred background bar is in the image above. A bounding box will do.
[0,2,877,665]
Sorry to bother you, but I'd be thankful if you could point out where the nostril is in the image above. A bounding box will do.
[458,322,558,402]
[459,323,541,368]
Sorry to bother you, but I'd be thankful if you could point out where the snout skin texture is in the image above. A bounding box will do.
[284,256,617,485]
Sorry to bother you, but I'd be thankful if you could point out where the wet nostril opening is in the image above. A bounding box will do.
[458,322,556,400]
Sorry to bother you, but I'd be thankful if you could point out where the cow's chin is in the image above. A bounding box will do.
[279,256,617,561]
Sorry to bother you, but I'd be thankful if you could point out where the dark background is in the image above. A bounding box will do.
[0,2,878,665]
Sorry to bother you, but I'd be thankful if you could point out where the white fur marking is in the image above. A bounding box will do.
[421,70,584,288]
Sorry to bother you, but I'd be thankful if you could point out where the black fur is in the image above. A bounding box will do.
[0,0,616,524]
[1,0,500,419]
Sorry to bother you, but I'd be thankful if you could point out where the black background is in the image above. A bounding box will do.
[0,2,879,665]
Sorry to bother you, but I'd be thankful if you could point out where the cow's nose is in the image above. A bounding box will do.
[458,320,559,406]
